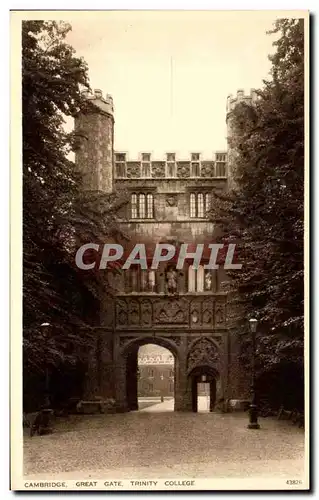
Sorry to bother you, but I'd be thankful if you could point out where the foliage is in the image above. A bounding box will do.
[22,21,126,384]
[210,19,304,372]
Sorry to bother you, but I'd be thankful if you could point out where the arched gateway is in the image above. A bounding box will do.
[75,88,253,411]
[113,332,224,412]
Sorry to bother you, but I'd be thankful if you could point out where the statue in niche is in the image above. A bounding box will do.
[204,271,212,291]
[166,265,178,294]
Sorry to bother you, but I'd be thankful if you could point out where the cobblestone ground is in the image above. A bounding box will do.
[24,407,305,480]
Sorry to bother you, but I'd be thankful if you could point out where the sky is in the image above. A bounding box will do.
[65,11,279,158]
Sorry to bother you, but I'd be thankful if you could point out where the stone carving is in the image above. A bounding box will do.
[154,298,188,324]
[177,161,190,178]
[215,302,225,326]
[166,194,177,207]
[140,299,152,325]
[169,335,183,347]
[116,300,128,326]
[166,266,178,294]
[115,296,218,328]
[190,299,201,326]
[187,337,219,372]
[151,161,166,178]
[202,299,214,325]
[200,161,215,177]
[129,300,140,325]
[126,161,141,178]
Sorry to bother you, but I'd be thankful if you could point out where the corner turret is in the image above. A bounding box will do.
[74,89,114,192]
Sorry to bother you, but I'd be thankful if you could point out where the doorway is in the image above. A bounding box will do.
[197,382,210,413]
[190,369,217,413]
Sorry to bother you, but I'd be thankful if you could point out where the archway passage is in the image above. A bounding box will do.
[137,344,175,411]
[123,338,177,412]
[189,366,218,413]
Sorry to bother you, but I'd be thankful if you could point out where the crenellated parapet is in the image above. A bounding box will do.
[226,88,258,115]
[114,151,228,179]
[80,88,114,116]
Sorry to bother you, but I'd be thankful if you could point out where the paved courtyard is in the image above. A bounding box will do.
[23,402,305,480]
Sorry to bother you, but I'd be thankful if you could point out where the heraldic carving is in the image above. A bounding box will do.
[153,298,188,324]
[187,337,219,373]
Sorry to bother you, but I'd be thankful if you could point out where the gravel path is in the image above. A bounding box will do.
[24,411,305,479]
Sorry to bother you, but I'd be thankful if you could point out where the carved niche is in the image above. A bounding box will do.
[215,301,226,326]
[129,300,140,325]
[190,298,214,327]
[187,337,219,373]
[202,299,214,326]
[116,300,128,326]
[153,298,188,324]
[140,299,152,326]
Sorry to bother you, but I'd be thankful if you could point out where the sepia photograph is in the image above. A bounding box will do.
[10,9,309,491]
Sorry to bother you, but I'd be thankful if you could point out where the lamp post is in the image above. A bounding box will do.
[247,318,260,429]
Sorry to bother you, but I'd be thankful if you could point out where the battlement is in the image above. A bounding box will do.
[226,88,258,113]
[114,151,228,179]
[81,88,114,115]
[114,151,227,162]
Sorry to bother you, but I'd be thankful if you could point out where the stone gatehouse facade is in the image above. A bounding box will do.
[74,88,257,412]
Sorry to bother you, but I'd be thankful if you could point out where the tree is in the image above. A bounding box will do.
[22,21,126,406]
[210,19,304,376]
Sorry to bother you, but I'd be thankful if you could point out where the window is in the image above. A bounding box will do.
[147,194,153,218]
[115,162,126,177]
[141,162,151,177]
[127,268,157,293]
[215,162,226,177]
[167,162,176,177]
[149,369,154,378]
[131,193,154,219]
[116,153,126,161]
[139,194,146,218]
[140,269,156,292]
[141,153,151,162]
[205,193,211,212]
[189,192,211,218]
[188,266,216,292]
[216,153,226,162]
[197,193,204,217]
[191,153,200,162]
[190,193,196,218]
[131,194,138,218]
[190,162,200,177]
[166,153,176,177]
[166,153,175,162]
[115,153,126,178]
[215,153,227,177]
